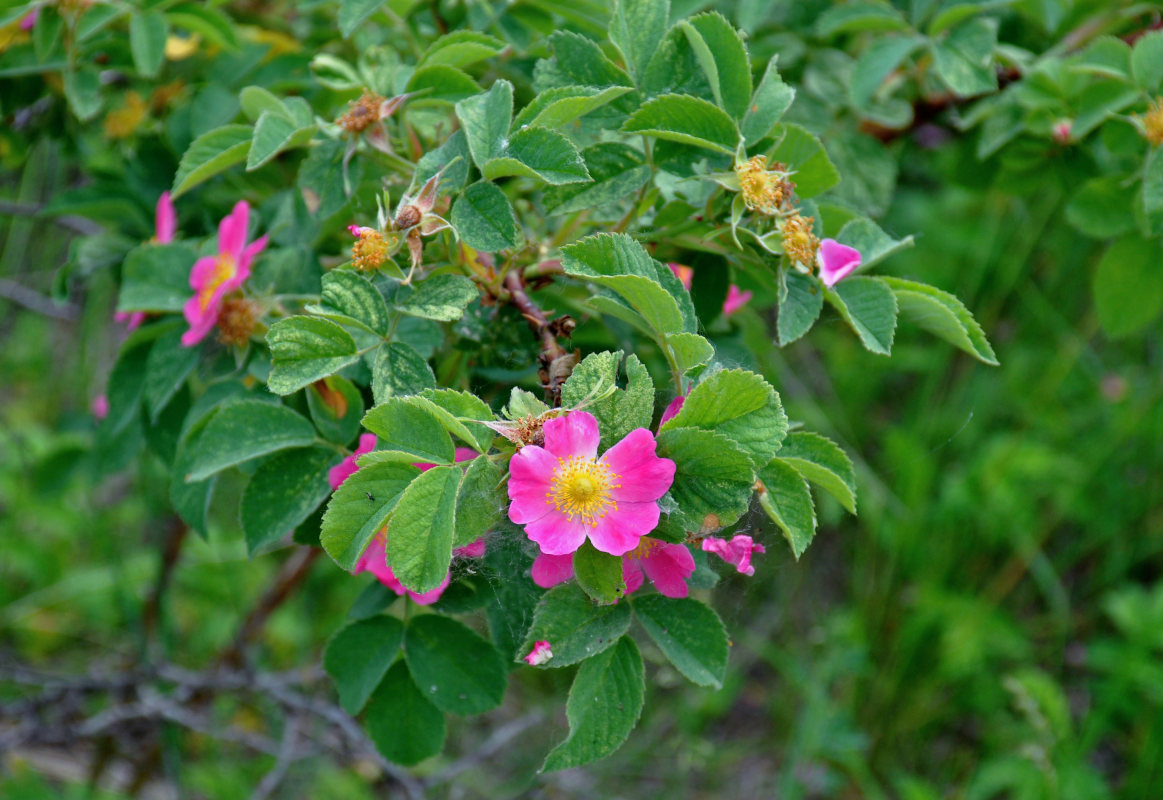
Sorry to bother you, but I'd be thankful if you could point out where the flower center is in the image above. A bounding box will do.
[199,253,237,310]
[547,456,620,527]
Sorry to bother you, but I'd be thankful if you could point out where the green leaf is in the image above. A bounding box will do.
[455,80,513,168]
[881,277,998,365]
[662,369,788,468]
[778,270,823,345]
[622,93,741,154]
[307,376,365,445]
[542,637,644,771]
[1132,30,1163,92]
[520,583,632,667]
[450,181,521,252]
[561,233,687,336]
[667,332,714,376]
[413,388,494,452]
[396,274,479,321]
[370,342,435,405]
[419,30,505,68]
[825,277,898,356]
[741,55,795,145]
[610,0,670,85]
[483,126,590,185]
[386,465,459,593]
[167,3,238,49]
[455,456,504,548]
[246,110,312,171]
[542,143,651,216]
[129,10,167,78]
[681,12,751,119]
[311,269,390,335]
[143,327,199,422]
[550,31,634,88]
[239,85,287,121]
[338,0,385,38]
[365,661,446,766]
[320,461,420,571]
[931,18,998,96]
[183,400,317,482]
[656,427,755,530]
[632,594,728,688]
[405,65,480,105]
[1140,147,1163,237]
[241,447,336,555]
[768,123,840,198]
[63,68,102,121]
[758,457,816,559]
[835,217,915,270]
[850,35,926,109]
[299,139,361,220]
[362,398,456,463]
[403,615,507,714]
[171,124,252,198]
[117,243,196,312]
[513,86,634,130]
[324,616,404,715]
[816,0,910,36]
[560,350,654,445]
[776,431,857,514]
[572,541,628,605]
[1092,236,1163,338]
[1064,175,1137,239]
[266,316,360,396]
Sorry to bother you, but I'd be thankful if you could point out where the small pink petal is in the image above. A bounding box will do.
[19,9,39,30]
[180,292,218,346]
[587,501,660,556]
[659,395,685,428]
[817,239,862,288]
[668,262,693,291]
[114,310,146,330]
[542,411,600,460]
[236,233,269,282]
[453,537,487,558]
[506,445,557,525]
[523,513,590,556]
[524,640,553,666]
[155,192,176,244]
[701,534,766,576]
[348,224,363,237]
[531,552,574,588]
[601,428,675,504]
[91,394,109,420]
[722,285,753,317]
[622,559,645,595]
[415,447,479,472]
[218,201,250,259]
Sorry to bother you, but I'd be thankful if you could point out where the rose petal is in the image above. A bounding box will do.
[542,410,601,460]
[602,429,675,503]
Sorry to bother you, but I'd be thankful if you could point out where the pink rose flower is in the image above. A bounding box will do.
[507,411,675,557]
[181,200,267,346]
[155,191,176,244]
[353,533,488,606]
[91,394,109,420]
[668,262,693,290]
[659,395,685,427]
[722,284,753,317]
[524,640,553,666]
[329,433,378,491]
[817,239,862,288]
[19,9,39,30]
[530,537,695,599]
[701,534,765,576]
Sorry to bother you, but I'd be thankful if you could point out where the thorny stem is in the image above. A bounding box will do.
[503,269,574,404]
[141,518,188,649]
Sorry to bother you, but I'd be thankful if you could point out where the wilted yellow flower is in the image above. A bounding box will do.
[338,90,388,134]
[104,92,147,139]
[734,155,791,216]
[781,212,819,268]
[216,298,260,346]
[350,226,392,271]
[1140,98,1163,146]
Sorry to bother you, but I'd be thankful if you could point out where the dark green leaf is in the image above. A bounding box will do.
[184,400,317,482]
[572,541,627,605]
[171,124,252,198]
[521,583,632,667]
[741,55,795,145]
[371,342,435,405]
[1093,236,1163,338]
[403,615,507,714]
[656,427,755,530]
[365,661,446,765]
[118,243,196,312]
[450,181,521,252]
[622,93,741,154]
[241,447,336,554]
[129,10,167,78]
[825,276,898,356]
[143,327,200,422]
[396,274,479,321]
[324,616,405,715]
[266,316,361,396]
[320,461,420,571]
[632,594,728,687]
[363,397,456,463]
[419,30,505,69]
[306,376,365,445]
[542,143,651,216]
[483,126,590,185]
[757,457,816,558]
[778,270,823,345]
[386,465,460,593]
[776,431,857,514]
[610,0,670,84]
[455,80,513,168]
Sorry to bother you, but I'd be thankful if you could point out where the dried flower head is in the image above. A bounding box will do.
[1139,98,1163,146]
[216,298,260,346]
[734,156,791,215]
[338,89,387,134]
[395,203,422,230]
[781,212,819,268]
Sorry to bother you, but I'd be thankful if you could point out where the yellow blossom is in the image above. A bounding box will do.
[781,212,819,268]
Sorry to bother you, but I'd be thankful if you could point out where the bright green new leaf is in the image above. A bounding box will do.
[667,332,714,376]
[825,277,898,356]
[662,368,788,468]
[741,55,795,145]
[455,80,513,168]
[1132,30,1163,92]
[632,594,728,688]
[419,30,505,69]
[1093,236,1163,338]
[266,316,361,396]
[757,457,817,559]
[656,427,756,530]
[542,637,644,771]
[776,431,857,514]
[450,181,521,252]
[406,65,480,105]
[129,10,167,78]
[239,85,286,121]
[242,447,337,554]
[681,12,751,119]
[882,277,998,365]
[365,661,446,766]
[572,541,628,605]
[622,93,741,154]
[320,461,420,570]
[184,400,317,482]
[520,583,632,667]
[835,217,915,270]
[513,86,634,130]
[371,342,436,405]
[362,398,457,463]
[550,30,634,88]
[324,616,404,715]
[560,350,654,445]
[768,123,840,198]
[403,615,507,714]
[387,465,460,593]
[246,110,313,171]
[171,124,252,197]
[483,126,591,185]
[413,388,494,452]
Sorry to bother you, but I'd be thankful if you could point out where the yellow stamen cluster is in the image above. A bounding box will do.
[547,456,621,527]
[198,254,238,311]
[628,536,664,561]
[1140,98,1163,146]
[216,298,259,346]
[781,212,819,268]
[734,155,790,215]
[352,229,389,271]
[338,90,385,134]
